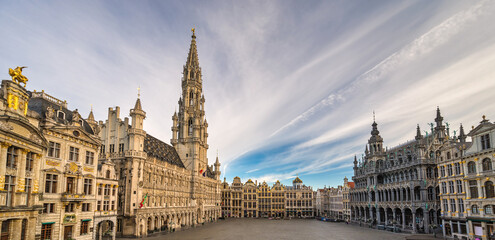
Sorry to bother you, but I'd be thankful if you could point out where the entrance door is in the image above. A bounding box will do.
[64,226,73,240]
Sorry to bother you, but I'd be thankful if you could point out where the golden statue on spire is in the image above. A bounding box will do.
[191,27,195,35]
[8,66,28,87]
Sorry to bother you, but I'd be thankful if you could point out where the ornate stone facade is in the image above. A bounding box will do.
[463,116,495,240]
[98,31,222,238]
[350,108,462,234]
[30,90,101,240]
[0,80,46,240]
[221,177,312,219]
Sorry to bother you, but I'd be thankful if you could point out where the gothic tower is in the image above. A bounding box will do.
[172,29,209,173]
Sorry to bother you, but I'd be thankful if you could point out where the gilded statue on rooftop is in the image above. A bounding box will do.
[8,66,28,87]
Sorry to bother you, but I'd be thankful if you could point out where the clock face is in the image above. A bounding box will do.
[73,130,80,137]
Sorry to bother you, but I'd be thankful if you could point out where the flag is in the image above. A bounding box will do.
[139,193,148,208]
[199,168,204,175]
[203,171,206,177]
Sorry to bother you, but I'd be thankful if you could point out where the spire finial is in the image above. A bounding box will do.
[90,104,93,112]
[373,110,375,122]
[137,86,141,98]
[191,27,195,35]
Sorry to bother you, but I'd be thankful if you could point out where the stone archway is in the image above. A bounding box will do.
[96,220,115,240]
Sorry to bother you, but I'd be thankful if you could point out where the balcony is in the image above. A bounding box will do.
[61,193,86,202]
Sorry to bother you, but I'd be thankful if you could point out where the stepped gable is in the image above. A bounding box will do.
[144,134,185,168]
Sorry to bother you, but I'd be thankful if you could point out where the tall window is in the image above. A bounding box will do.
[6,146,18,168]
[449,181,455,193]
[459,199,464,213]
[66,177,75,194]
[450,199,456,212]
[455,163,461,175]
[442,182,447,194]
[485,181,495,198]
[440,166,446,177]
[447,165,453,176]
[85,151,94,165]
[482,158,492,171]
[100,145,105,154]
[468,161,477,174]
[25,178,32,205]
[106,170,111,179]
[456,180,463,193]
[118,143,124,153]
[428,187,434,201]
[45,174,58,193]
[472,205,479,214]
[470,180,479,199]
[83,179,92,195]
[485,205,493,215]
[481,134,491,150]
[443,199,448,212]
[80,221,89,235]
[69,147,79,161]
[48,141,60,158]
[4,176,15,207]
[103,200,109,211]
[41,223,53,240]
[104,185,110,196]
[109,144,114,153]
[188,119,193,136]
[26,152,34,171]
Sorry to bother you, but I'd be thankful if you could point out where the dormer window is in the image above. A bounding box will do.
[57,111,65,119]
[481,134,491,150]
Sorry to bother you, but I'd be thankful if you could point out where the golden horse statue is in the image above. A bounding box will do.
[9,66,28,87]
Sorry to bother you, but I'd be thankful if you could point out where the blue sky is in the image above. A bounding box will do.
[2,0,495,189]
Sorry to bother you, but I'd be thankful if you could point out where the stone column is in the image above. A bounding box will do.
[0,143,11,190]
[442,219,446,237]
[478,180,484,199]
[402,209,406,230]
[393,210,396,224]
[385,210,388,225]
[377,209,381,224]
[457,221,461,236]
[412,211,417,233]
[424,209,429,234]
[15,149,28,206]
[11,219,22,240]
[482,222,488,240]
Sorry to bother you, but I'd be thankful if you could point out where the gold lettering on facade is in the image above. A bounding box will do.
[46,159,61,167]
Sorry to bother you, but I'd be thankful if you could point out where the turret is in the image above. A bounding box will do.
[368,112,384,155]
[214,152,221,180]
[129,94,146,151]
[459,124,466,143]
[415,124,423,141]
[434,107,446,139]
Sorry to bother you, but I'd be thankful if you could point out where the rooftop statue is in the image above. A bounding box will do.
[9,66,28,87]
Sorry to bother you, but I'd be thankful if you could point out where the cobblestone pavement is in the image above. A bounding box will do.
[133,218,410,240]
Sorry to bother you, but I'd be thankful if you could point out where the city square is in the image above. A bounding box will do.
[1,1,495,240]
[140,219,408,240]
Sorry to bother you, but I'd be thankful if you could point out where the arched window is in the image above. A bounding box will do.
[472,205,479,214]
[189,91,194,106]
[468,161,477,174]
[486,181,495,198]
[485,205,494,215]
[482,158,492,171]
[447,152,451,160]
[188,119,193,136]
[106,170,111,179]
[57,111,65,119]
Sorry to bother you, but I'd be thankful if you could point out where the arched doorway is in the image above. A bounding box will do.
[96,220,114,240]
